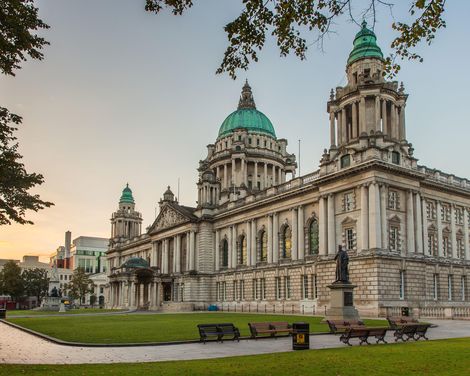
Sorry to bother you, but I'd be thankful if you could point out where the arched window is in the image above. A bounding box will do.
[281,226,292,259]
[309,219,319,255]
[259,230,267,262]
[221,239,229,268]
[238,235,247,265]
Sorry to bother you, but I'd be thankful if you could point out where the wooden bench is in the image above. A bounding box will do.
[248,321,293,339]
[326,319,365,333]
[387,316,418,329]
[414,324,431,341]
[197,323,240,343]
[339,327,389,346]
[393,323,431,342]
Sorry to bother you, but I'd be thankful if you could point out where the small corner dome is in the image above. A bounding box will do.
[119,183,135,204]
[347,20,384,66]
[217,80,276,139]
[120,257,149,269]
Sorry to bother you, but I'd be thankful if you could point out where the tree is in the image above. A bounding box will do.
[22,268,49,305]
[145,0,446,78]
[0,0,53,225]
[67,268,94,305]
[0,260,24,301]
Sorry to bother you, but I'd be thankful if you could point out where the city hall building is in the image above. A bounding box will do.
[107,23,470,317]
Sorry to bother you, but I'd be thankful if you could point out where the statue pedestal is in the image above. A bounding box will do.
[325,282,359,321]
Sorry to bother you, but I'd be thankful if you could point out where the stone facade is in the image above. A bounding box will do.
[107,24,470,317]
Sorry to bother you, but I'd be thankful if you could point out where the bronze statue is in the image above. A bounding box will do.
[334,245,349,283]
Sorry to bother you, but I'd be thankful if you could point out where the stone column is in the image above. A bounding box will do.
[149,282,154,308]
[228,226,233,268]
[337,111,342,145]
[139,283,144,307]
[281,170,286,183]
[246,222,252,266]
[422,197,429,255]
[369,183,381,249]
[241,159,246,186]
[375,96,380,131]
[251,219,257,264]
[451,204,457,258]
[215,229,220,271]
[163,239,169,274]
[464,209,470,260]
[232,225,237,268]
[278,168,282,185]
[329,111,336,146]
[231,158,236,186]
[254,162,258,188]
[224,164,228,189]
[298,205,305,259]
[390,103,396,138]
[175,235,181,273]
[130,281,136,308]
[264,163,268,188]
[415,193,424,254]
[319,196,328,255]
[359,97,366,135]
[291,208,298,260]
[273,213,279,263]
[406,191,415,253]
[437,201,443,257]
[382,99,387,135]
[352,102,358,139]
[327,194,336,255]
[380,184,388,249]
[267,215,273,263]
[341,108,347,143]
[189,231,195,270]
[399,105,406,141]
[186,233,190,271]
[272,165,276,186]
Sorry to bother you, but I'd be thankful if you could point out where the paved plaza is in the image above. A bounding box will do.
[0,319,469,364]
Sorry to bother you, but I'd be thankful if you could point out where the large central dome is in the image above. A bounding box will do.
[218,81,276,139]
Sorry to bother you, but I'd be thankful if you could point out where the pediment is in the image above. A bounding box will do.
[149,204,190,233]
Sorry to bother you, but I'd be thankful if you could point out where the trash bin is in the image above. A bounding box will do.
[292,322,310,350]
[0,309,6,319]
[401,307,410,317]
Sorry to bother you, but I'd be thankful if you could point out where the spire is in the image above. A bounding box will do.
[237,80,256,110]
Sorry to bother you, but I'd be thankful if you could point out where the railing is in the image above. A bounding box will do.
[198,302,317,316]
[419,307,446,319]
[418,165,470,191]
[384,305,470,319]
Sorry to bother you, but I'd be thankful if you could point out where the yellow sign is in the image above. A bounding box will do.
[297,334,305,344]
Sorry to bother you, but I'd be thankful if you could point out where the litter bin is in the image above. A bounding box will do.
[0,309,6,319]
[292,322,310,350]
[401,307,410,317]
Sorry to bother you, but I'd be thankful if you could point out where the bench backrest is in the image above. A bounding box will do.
[218,323,238,333]
[249,322,272,331]
[270,321,290,330]
[197,324,220,335]
[387,316,418,328]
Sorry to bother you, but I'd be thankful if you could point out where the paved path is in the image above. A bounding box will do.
[0,320,469,365]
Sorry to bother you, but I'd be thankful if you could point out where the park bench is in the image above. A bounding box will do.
[248,321,293,339]
[326,319,365,334]
[386,316,418,329]
[393,323,431,342]
[339,327,389,346]
[197,323,240,343]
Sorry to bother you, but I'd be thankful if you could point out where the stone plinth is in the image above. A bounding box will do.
[325,282,359,321]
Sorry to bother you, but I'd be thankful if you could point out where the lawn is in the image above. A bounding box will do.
[1,337,468,376]
[8,312,386,343]
[6,308,125,316]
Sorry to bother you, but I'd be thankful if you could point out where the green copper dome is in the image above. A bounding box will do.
[121,257,149,269]
[218,81,276,139]
[347,21,383,65]
[119,183,135,204]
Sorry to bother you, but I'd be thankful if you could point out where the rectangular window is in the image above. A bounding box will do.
[457,238,464,259]
[433,274,439,300]
[344,192,354,211]
[426,201,436,220]
[180,283,184,302]
[428,233,437,256]
[253,279,258,300]
[240,280,245,300]
[391,151,400,165]
[461,276,466,302]
[345,228,355,250]
[448,275,453,301]
[302,275,309,300]
[275,277,281,300]
[260,278,266,300]
[443,236,451,257]
[442,205,451,222]
[233,281,238,301]
[285,276,291,299]
[399,270,405,300]
[456,208,464,225]
[389,226,399,251]
[388,190,399,209]
[312,274,318,299]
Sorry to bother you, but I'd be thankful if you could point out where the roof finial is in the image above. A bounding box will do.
[126,182,129,188]
[238,80,256,110]
[361,19,367,29]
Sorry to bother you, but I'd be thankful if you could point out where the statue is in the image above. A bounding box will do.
[50,287,59,297]
[334,245,349,283]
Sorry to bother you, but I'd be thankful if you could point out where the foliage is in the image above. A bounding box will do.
[0,260,24,300]
[0,1,52,225]
[8,312,385,343]
[66,267,94,303]
[22,268,49,304]
[145,0,446,79]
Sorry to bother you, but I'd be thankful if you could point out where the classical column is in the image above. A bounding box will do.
[241,159,246,186]
[149,282,154,308]
[329,111,336,146]
[175,235,181,273]
[375,96,380,131]
[368,183,382,249]
[264,163,268,188]
[359,97,366,135]
[139,283,144,306]
[341,108,347,143]
[232,225,237,267]
[422,197,429,255]
[215,230,220,271]
[272,165,276,186]
[228,226,233,268]
[278,168,282,185]
[281,170,286,183]
[415,193,424,254]
[291,208,298,260]
[464,209,470,260]
[251,219,257,264]
[319,196,328,255]
[382,99,388,135]
[273,213,279,263]
[130,281,136,308]
[327,194,336,255]
[156,282,161,307]
[390,103,396,138]
[163,239,169,274]
[298,205,305,259]
[437,201,443,257]
[186,233,190,271]
[451,204,457,259]
[246,222,251,266]
[254,162,258,189]
[380,184,388,249]
[189,231,195,270]
[399,105,406,141]
[224,164,228,189]
[337,111,342,145]
[352,102,358,139]
[267,215,273,263]
[406,190,415,253]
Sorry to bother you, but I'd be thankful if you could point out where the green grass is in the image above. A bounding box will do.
[8,312,386,343]
[1,337,469,376]
[6,308,125,316]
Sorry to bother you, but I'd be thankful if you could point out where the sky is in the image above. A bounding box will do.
[1,1,469,262]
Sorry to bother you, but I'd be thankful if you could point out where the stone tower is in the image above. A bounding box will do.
[110,184,143,245]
